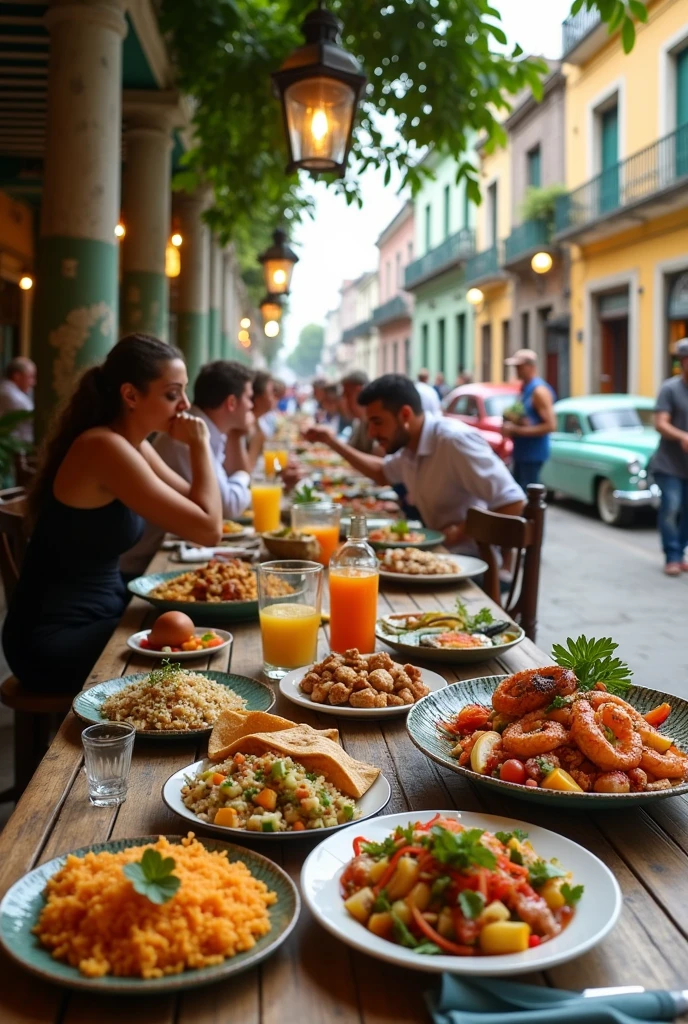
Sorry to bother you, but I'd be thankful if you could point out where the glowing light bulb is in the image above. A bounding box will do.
[531,251,553,274]
[240,317,251,329]
[238,329,250,343]
[310,108,329,142]
[114,222,125,238]
[272,268,287,287]
[264,320,280,338]
[19,275,33,291]
[466,287,484,306]
[171,232,183,247]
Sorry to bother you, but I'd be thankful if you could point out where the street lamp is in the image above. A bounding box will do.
[19,275,33,291]
[531,251,553,274]
[271,3,366,177]
[264,320,280,338]
[260,294,284,324]
[466,288,484,306]
[165,243,181,278]
[258,229,299,295]
[240,317,251,329]
[114,221,126,239]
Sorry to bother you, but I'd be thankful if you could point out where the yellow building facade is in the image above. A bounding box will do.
[556,0,688,397]
[467,142,514,381]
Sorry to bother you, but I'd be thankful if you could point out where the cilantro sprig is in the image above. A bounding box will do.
[561,882,584,906]
[427,825,496,870]
[293,483,318,505]
[123,848,181,905]
[458,889,486,919]
[552,636,632,695]
[528,859,567,888]
[454,600,495,634]
[390,519,410,537]
[495,829,528,846]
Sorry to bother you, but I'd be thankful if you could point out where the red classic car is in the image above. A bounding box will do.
[442,382,521,462]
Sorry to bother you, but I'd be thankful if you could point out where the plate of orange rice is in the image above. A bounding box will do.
[0,833,299,992]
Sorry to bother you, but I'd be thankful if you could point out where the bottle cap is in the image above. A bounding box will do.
[348,514,367,539]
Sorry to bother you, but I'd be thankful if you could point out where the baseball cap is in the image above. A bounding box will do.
[674,338,688,359]
[505,348,538,366]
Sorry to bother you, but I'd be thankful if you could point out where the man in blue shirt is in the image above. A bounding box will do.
[502,349,556,490]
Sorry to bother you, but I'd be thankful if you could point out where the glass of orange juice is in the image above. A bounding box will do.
[251,478,283,533]
[264,448,289,477]
[328,515,379,654]
[291,502,342,566]
[257,560,323,679]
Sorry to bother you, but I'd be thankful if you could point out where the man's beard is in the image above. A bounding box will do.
[384,424,408,455]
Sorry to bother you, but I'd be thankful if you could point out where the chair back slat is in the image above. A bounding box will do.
[464,484,546,642]
[0,497,28,603]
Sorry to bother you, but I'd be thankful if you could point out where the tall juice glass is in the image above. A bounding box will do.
[328,515,379,654]
[264,448,289,477]
[251,478,283,533]
[257,560,323,679]
[291,502,342,567]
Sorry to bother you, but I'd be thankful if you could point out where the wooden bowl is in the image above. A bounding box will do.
[261,531,320,561]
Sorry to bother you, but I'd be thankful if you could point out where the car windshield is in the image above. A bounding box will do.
[588,408,647,430]
[484,394,519,417]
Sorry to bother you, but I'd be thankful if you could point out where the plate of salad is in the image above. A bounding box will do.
[367,520,445,550]
[376,601,525,663]
[301,810,621,975]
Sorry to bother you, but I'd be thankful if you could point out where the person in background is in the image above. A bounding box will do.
[274,379,293,414]
[120,359,252,576]
[248,371,278,453]
[311,377,328,422]
[415,369,441,415]
[0,356,36,442]
[651,337,688,576]
[304,373,524,550]
[6,334,222,691]
[434,372,449,400]
[321,382,346,434]
[456,369,474,387]
[341,369,373,453]
[502,349,556,490]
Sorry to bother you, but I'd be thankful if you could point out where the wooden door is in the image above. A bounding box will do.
[600,317,628,393]
[481,324,492,382]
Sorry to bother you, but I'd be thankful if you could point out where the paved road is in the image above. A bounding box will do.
[537,498,687,699]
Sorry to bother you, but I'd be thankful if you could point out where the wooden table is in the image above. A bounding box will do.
[0,549,687,1023]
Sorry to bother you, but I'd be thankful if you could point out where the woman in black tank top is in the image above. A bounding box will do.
[3,335,223,692]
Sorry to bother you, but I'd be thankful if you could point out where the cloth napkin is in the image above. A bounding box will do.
[177,542,258,563]
[427,976,679,1024]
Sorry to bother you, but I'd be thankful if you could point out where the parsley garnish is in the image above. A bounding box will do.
[546,695,568,711]
[319,790,331,807]
[361,836,398,859]
[391,912,418,948]
[305,772,318,782]
[123,848,180,905]
[510,848,524,866]
[458,889,486,919]
[390,519,409,537]
[454,600,494,633]
[430,876,451,900]
[146,659,184,687]
[428,826,496,870]
[394,823,416,845]
[495,829,529,846]
[561,882,584,906]
[414,941,442,955]
[372,890,391,913]
[528,859,567,887]
[552,636,632,694]
[293,483,318,505]
[535,757,556,775]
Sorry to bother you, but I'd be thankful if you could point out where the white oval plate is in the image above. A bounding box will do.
[378,553,488,584]
[279,659,448,719]
[163,759,391,840]
[126,628,234,661]
[301,809,622,976]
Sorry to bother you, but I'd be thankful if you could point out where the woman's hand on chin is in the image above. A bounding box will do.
[168,411,209,447]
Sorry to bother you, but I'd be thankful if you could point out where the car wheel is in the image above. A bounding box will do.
[596,479,633,527]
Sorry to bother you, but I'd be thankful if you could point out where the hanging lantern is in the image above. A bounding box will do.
[264,320,280,338]
[258,229,299,295]
[165,242,181,278]
[260,294,283,324]
[531,251,553,274]
[271,4,366,177]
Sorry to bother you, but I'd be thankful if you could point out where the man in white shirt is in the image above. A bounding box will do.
[120,360,253,575]
[415,369,441,415]
[304,373,525,548]
[0,357,36,443]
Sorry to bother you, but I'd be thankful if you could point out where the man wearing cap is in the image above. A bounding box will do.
[651,338,688,576]
[502,349,556,489]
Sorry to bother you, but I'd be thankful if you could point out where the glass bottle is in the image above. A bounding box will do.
[328,515,379,654]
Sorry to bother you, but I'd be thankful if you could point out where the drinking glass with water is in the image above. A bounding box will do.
[81,723,135,806]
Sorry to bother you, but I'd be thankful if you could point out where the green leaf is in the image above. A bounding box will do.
[607,1,626,32]
[551,635,632,693]
[628,0,648,21]
[570,0,585,12]
[495,829,528,846]
[361,836,398,859]
[546,695,568,711]
[458,889,486,919]
[621,16,635,52]
[430,875,451,900]
[428,825,496,870]
[123,848,181,905]
[372,890,392,913]
[561,882,584,905]
[528,859,567,888]
[414,941,442,955]
[391,911,418,948]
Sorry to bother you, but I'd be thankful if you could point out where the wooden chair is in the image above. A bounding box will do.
[0,499,73,801]
[13,452,37,488]
[464,483,547,642]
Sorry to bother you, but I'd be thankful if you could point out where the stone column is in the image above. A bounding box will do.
[207,238,222,360]
[176,191,210,388]
[222,248,237,359]
[120,101,174,340]
[34,0,127,437]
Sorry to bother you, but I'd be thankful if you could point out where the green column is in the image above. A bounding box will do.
[207,238,222,360]
[120,112,174,339]
[34,0,127,438]
[176,192,210,387]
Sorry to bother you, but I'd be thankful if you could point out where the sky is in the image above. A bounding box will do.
[279,0,573,358]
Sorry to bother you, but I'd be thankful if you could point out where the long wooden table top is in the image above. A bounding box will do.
[0,549,687,1023]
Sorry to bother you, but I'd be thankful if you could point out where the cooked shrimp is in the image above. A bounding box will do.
[571,700,642,772]
[492,666,577,716]
[593,771,631,794]
[511,891,560,939]
[502,711,569,757]
[640,747,688,780]
[584,691,661,746]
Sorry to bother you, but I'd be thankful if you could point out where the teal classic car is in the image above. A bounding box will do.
[540,394,661,526]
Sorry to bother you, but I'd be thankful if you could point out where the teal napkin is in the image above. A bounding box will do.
[427,976,678,1024]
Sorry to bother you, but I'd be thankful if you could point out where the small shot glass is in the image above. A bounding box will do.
[81,722,135,807]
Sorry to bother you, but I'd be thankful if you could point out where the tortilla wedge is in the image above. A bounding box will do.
[209,709,339,762]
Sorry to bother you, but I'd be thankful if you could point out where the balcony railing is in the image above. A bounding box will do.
[371,294,410,327]
[465,243,504,284]
[504,218,551,264]
[341,319,373,345]
[561,7,601,56]
[404,228,475,289]
[555,125,688,236]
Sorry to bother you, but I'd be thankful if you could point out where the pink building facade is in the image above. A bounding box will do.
[373,202,414,376]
